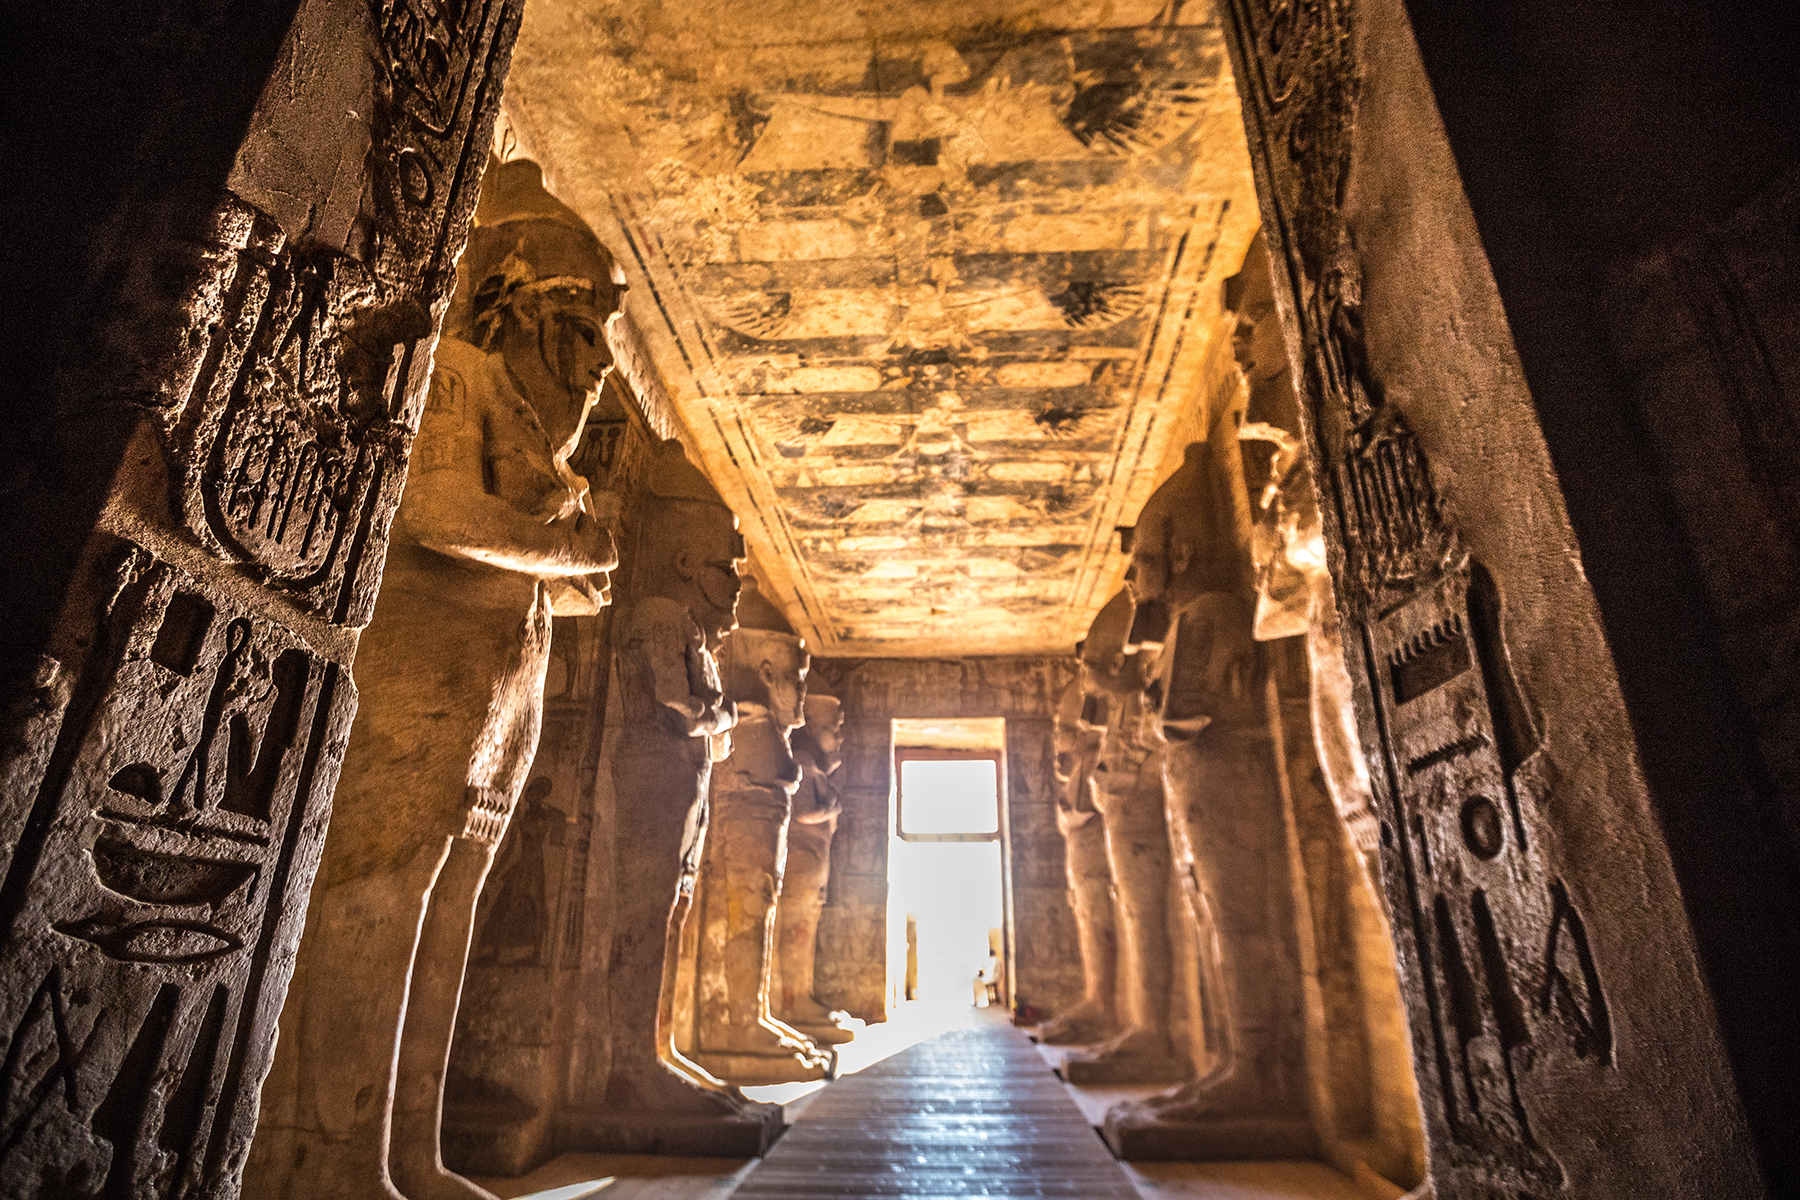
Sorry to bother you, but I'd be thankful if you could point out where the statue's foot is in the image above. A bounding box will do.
[1036,998,1115,1045]
[791,1019,854,1045]
[782,996,840,1026]
[573,1063,785,1156]
[1101,1077,1318,1161]
[1136,1077,1268,1120]
[1062,1026,1191,1085]
[608,1060,756,1117]
[760,1015,829,1057]
[712,1020,826,1064]
[391,1165,500,1200]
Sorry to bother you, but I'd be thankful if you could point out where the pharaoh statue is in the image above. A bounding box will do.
[248,159,623,1200]
[1062,589,1189,1085]
[1036,638,1118,1045]
[1240,421,1381,881]
[1102,439,1316,1158]
[693,581,833,1082]
[601,437,783,1148]
[773,693,856,1045]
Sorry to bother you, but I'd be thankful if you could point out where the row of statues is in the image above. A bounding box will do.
[1041,405,1411,1166]
[245,161,851,1200]
[1038,441,1316,1157]
[241,154,1403,1197]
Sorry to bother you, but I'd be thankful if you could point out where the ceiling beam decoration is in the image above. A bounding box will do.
[502,0,1259,656]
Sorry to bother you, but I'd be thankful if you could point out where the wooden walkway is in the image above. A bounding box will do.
[730,1021,1141,1199]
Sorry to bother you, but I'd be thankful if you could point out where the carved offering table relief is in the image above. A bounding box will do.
[1035,640,1117,1045]
[1062,590,1189,1086]
[773,695,856,1046]
[693,584,832,1083]
[568,438,782,1156]
[248,159,621,1200]
[0,2,522,1196]
[1102,440,1317,1160]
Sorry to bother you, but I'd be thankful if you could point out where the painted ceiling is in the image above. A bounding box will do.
[502,0,1259,656]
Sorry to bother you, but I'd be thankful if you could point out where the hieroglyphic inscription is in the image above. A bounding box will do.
[1216,0,1616,1191]
[139,0,522,628]
[0,545,354,1198]
[0,0,524,1193]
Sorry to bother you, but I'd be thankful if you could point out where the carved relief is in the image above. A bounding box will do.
[0,0,524,1193]
[1216,1,1619,1190]
[0,545,352,1198]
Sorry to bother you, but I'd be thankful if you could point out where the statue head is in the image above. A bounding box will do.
[636,439,744,648]
[716,583,807,793]
[721,578,809,729]
[1129,440,1240,614]
[801,694,845,765]
[1240,422,1326,640]
[1052,674,1085,784]
[454,158,627,458]
[1079,589,1144,702]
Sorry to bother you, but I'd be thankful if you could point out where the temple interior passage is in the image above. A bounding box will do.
[471,1004,1383,1200]
[3,0,1798,1198]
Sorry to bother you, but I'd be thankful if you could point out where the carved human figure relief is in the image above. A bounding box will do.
[1061,589,1189,1086]
[1035,642,1119,1045]
[693,588,831,1084]
[772,694,854,1045]
[1101,439,1317,1159]
[246,159,621,1200]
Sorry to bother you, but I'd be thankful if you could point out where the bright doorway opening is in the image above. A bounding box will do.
[887,719,1008,1014]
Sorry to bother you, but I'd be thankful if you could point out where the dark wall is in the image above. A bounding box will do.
[1404,1,1800,1188]
[0,1,302,685]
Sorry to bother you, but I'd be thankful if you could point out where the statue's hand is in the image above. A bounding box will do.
[554,509,618,575]
[548,573,610,615]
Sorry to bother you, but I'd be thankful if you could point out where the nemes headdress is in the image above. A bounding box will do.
[451,157,627,346]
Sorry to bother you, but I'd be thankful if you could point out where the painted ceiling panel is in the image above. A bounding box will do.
[504,0,1260,655]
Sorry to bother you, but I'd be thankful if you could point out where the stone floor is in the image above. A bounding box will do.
[472,1004,1386,1200]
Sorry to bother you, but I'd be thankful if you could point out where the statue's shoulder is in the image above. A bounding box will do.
[425,336,509,419]
[619,596,697,642]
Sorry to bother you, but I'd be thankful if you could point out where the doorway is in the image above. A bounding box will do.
[887,720,1009,1014]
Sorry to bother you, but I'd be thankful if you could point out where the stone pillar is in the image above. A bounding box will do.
[1214,0,1772,1191]
[773,695,856,1045]
[1236,233,1425,1187]
[0,3,520,1196]
[1062,591,1190,1087]
[438,354,677,1178]
[692,589,831,1084]
[558,439,782,1156]
[1035,661,1117,1045]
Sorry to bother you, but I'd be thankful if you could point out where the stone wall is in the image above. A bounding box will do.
[1215,0,1773,1192]
[0,2,519,1194]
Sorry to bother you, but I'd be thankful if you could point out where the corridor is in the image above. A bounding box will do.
[732,1020,1138,1199]
[477,1009,1385,1200]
